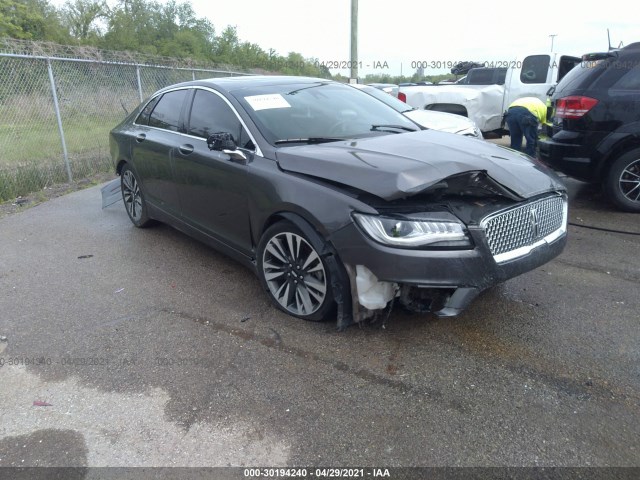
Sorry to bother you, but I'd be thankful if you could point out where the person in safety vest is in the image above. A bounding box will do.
[504,97,547,157]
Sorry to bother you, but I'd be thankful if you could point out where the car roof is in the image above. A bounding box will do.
[622,42,640,51]
[157,75,334,95]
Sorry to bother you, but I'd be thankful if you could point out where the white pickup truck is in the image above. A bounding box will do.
[398,53,581,136]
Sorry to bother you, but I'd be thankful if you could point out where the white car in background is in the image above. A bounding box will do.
[355,84,483,139]
[365,82,399,96]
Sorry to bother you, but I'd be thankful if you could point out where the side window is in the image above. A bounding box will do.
[520,55,550,84]
[611,64,640,90]
[467,69,495,85]
[148,89,188,132]
[188,90,255,150]
[135,96,160,125]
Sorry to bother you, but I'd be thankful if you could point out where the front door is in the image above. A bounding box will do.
[173,88,255,255]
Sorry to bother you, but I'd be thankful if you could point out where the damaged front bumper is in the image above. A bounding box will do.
[331,220,567,321]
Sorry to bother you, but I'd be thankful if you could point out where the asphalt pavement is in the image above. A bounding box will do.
[0,174,638,472]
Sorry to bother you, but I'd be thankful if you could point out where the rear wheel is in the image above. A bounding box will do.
[257,221,335,321]
[605,148,640,212]
[121,164,154,227]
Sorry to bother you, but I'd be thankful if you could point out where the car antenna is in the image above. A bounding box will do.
[606,29,624,50]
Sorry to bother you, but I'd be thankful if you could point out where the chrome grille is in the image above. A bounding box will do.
[481,195,566,263]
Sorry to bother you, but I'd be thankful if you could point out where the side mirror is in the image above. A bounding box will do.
[207,132,236,151]
[206,132,247,163]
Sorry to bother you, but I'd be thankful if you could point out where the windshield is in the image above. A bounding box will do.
[355,85,413,113]
[232,82,418,145]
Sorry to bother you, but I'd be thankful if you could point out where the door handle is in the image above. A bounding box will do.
[135,133,146,143]
[179,144,194,155]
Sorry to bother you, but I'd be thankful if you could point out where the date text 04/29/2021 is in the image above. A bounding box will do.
[314,61,390,69]
[242,468,391,478]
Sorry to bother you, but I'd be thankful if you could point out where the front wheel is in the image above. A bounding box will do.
[120,164,154,227]
[605,148,640,213]
[257,221,336,321]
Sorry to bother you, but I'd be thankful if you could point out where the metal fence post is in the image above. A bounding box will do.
[47,58,72,183]
[136,65,143,102]
[1,47,253,200]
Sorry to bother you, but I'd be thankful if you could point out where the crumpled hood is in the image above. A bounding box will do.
[275,130,565,201]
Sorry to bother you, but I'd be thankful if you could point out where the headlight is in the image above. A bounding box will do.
[353,213,472,248]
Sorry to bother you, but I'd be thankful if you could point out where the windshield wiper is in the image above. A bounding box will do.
[274,137,343,145]
[371,124,418,133]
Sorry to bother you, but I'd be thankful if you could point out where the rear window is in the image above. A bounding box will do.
[587,54,640,91]
[611,64,640,90]
[466,68,507,85]
[135,96,160,125]
[553,60,607,97]
[148,89,188,132]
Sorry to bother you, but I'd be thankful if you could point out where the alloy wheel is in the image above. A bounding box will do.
[122,169,143,222]
[619,158,640,203]
[262,232,327,316]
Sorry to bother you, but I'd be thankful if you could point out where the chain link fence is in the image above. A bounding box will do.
[0,40,253,202]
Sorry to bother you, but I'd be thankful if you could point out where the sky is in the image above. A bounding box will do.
[51,0,637,77]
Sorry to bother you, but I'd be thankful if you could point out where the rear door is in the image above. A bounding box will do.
[131,89,189,218]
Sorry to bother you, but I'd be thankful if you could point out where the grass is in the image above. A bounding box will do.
[0,98,123,166]
[0,58,207,202]
[0,171,116,219]
[0,154,114,201]
[0,97,122,201]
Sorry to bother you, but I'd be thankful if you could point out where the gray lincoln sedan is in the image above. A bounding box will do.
[109,76,568,329]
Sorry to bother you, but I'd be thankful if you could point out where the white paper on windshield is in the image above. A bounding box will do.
[244,94,291,111]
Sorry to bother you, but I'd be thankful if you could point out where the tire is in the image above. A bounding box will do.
[257,221,336,321]
[120,164,154,227]
[604,148,640,213]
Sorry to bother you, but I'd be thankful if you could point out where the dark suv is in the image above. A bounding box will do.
[539,42,640,212]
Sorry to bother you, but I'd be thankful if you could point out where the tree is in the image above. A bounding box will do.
[0,0,29,38]
[61,0,107,41]
[155,0,215,59]
[0,0,332,78]
[0,0,68,41]
[214,25,239,64]
[102,0,159,52]
[103,0,216,60]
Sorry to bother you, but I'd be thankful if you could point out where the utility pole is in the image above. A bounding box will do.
[350,0,358,83]
[549,34,557,52]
